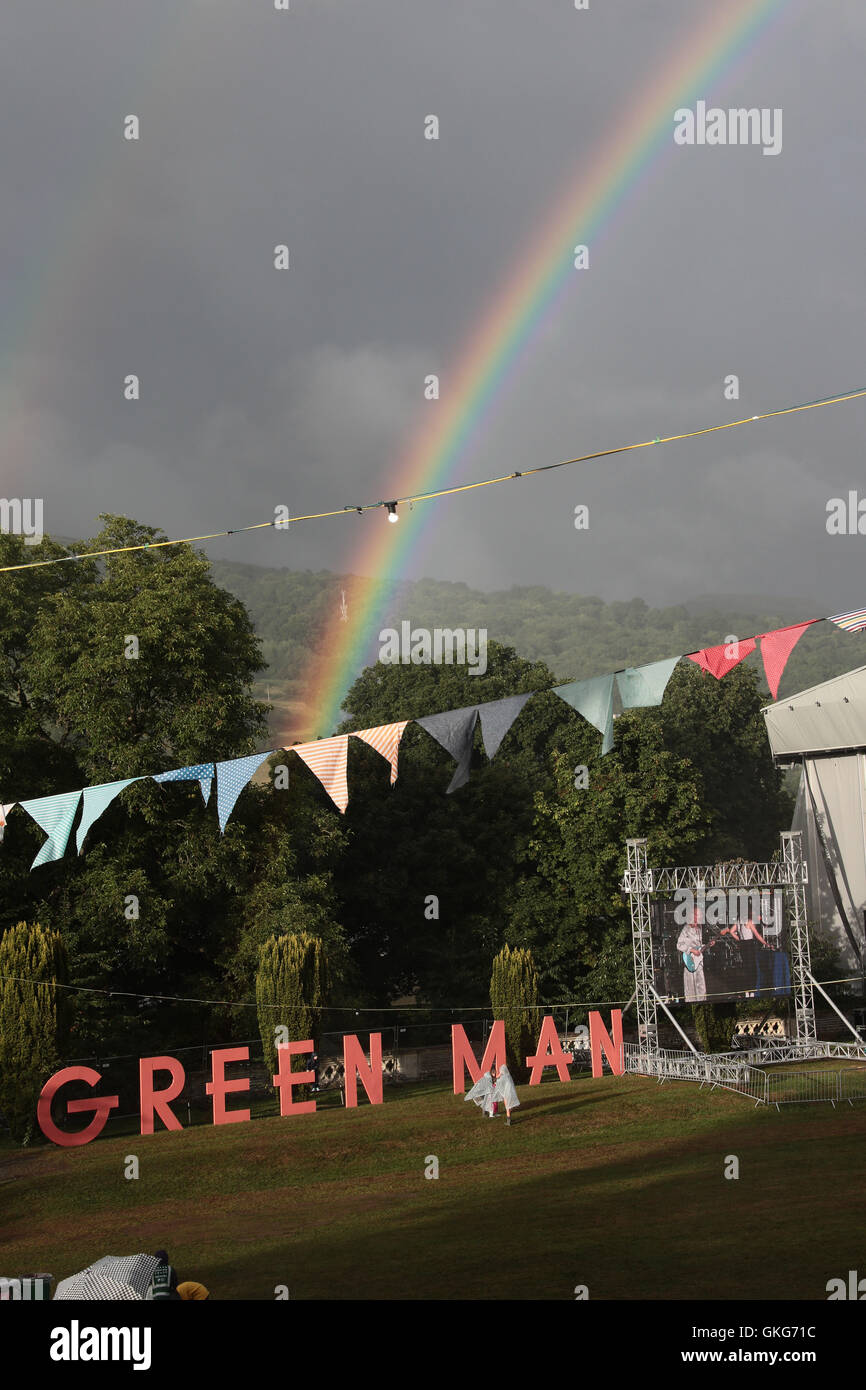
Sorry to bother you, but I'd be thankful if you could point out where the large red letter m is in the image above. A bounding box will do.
[451,1021,506,1094]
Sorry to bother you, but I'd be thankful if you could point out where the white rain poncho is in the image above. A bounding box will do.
[492,1064,520,1111]
[465,1070,494,1115]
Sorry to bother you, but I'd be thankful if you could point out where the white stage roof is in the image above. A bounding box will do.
[762,664,866,759]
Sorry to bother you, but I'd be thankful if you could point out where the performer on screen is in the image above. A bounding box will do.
[676,908,707,1002]
[729,915,769,996]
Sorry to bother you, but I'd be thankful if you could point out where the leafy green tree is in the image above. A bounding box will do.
[28,515,267,781]
[0,517,270,1057]
[335,644,561,1005]
[0,921,69,1144]
[506,707,710,999]
[691,1001,738,1053]
[490,944,538,1082]
[338,640,555,728]
[256,933,330,1093]
[654,662,793,861]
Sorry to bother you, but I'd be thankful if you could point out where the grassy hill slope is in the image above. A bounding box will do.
[4,1073,865,1300]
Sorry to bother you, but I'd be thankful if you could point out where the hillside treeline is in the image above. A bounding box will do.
[210,560,864,734]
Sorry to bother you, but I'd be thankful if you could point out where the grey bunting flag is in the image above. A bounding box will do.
[476,692,532,759]
[416,706,479,793]
[416,693,532,792]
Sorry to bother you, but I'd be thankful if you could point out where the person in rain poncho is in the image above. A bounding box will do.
[491,1063,520,1126]
[464,1070,495,1117]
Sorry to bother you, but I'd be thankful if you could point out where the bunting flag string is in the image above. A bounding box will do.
[415,707,479,793]
[415,693,533,792]
[616,656,680,710]
[476,693,533,759]
[19,790,83,869]
[4,604,866,867]
[552,674,616,755]
[828,608,866,634]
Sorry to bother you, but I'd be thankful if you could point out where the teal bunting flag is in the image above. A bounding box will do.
[19,790,82,869]
[616,656,680,709]
[76,779,141,854]
[553,674,615,755]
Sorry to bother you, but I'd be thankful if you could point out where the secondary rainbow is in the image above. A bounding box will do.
[295,0,794,739]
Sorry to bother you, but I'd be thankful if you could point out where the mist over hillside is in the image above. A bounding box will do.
[208,560,864,741]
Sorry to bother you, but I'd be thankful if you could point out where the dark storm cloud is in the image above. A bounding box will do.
[1,0,865,609]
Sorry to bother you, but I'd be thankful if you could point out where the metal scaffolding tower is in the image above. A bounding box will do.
[624,838,657,1060]
[781,830,816,1045]
[621,830,817,1068]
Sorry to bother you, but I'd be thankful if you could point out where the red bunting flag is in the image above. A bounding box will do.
[289,735,350,813]
[687,638,756,680]
[351,721,409,784]
[758,621,817,699]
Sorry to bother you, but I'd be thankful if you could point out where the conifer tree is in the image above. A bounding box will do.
[490,944,538,1083]
[0,922,69,1144]
[256,932,329,1094]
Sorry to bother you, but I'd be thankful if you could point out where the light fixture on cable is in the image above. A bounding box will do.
[386,502,399,523]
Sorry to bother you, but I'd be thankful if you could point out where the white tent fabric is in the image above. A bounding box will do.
[763,664,866,758]
[764,672,866,968]
[790,758,866,967]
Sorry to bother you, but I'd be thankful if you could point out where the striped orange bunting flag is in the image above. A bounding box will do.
[351,721,409,785]
[289,735,350,813]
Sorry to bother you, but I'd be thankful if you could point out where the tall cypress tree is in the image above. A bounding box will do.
[490,944,538,1083]
[0,922,69,1144]
[256,933,330,1093]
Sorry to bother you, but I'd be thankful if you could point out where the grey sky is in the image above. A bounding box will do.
[2,0,865,610]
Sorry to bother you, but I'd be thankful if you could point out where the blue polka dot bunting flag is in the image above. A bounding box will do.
[215,753,271,832]
[153,762,215,806]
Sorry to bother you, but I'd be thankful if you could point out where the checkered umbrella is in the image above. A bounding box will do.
[54,1254,159,1301]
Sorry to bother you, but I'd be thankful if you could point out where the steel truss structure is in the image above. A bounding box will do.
[620,832,844,1083]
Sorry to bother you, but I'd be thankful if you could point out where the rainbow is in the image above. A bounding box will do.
[296,0,795,739]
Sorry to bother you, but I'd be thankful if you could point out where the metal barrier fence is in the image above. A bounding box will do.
[623,1043,767,1103]
[763,1065,866,1108]
[622,1042,866,1107]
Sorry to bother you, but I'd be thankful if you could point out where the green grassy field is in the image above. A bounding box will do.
[3,1072,865,1300]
